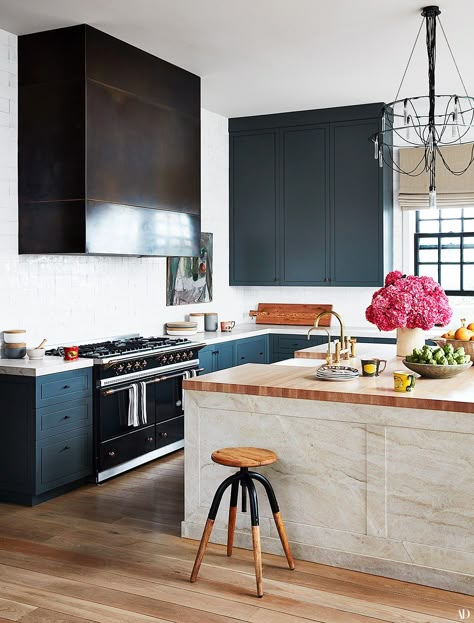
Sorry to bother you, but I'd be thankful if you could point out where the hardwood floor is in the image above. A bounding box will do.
[0,451,471,623]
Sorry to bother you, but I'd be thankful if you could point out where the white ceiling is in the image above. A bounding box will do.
[0,0,472,118]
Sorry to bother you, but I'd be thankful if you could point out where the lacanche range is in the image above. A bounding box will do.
[47,336,205,482]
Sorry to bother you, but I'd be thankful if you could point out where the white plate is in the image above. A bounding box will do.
[316,365,359,382]
[316,376,358,381]
[167,329,198,336]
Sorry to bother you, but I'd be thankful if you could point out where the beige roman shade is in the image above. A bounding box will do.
[399,143,474,210]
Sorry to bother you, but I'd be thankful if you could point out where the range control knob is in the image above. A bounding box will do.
[187,350,194,359]
[134,361,141,370]
[175,352,181,362]
[126,362,133,371]
[168,354,175,363]
[142,360,148,368]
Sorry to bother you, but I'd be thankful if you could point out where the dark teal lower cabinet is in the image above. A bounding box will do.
[199,341,235,374]
[199,336,270,373]
[235,336,268,366]
[270,334,325,363]
[0,368,93,505]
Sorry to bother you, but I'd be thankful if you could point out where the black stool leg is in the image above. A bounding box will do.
[227,479,239,557]
[249,471,295,571]
[190,472,240,582]
[241,478,247,512]
[245,476,264,597]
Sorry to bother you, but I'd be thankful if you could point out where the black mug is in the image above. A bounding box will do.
[361,358,387,377]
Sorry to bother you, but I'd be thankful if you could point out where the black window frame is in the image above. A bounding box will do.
[414,209,474,296]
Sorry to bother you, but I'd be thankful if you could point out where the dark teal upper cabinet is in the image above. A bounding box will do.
[330,119,388,286]
[229,103,392,287]
[281,125,329,284]
[230,131,278,284]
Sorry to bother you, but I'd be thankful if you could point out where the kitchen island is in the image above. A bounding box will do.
[182,344,474,595]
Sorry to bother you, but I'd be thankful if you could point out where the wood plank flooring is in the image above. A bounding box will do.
[0,451,471,623]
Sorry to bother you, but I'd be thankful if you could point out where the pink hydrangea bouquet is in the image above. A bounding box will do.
[365,271,452,331]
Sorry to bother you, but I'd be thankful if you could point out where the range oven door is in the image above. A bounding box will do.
[97,366,198,476]
[99,380,156,442]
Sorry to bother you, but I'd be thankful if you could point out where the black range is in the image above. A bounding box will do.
[47,336,205,482]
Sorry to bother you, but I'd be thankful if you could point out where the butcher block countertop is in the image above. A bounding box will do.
[183,343,474,413]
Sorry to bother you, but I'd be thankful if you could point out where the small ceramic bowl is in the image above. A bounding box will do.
[27,348,45,360]
[4,346,27,359]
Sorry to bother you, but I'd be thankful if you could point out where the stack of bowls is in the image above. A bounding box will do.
[3,329,27,359]
[166,321,198,337]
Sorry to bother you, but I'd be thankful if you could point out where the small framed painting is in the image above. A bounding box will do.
[166,232,213,306]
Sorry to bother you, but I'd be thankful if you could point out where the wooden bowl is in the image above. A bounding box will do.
[403,359,472,379]
[433,338,474,362]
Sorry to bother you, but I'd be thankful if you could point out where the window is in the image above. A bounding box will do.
[415,208,474,295]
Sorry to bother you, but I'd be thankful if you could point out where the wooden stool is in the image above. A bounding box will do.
[190,447,295,597]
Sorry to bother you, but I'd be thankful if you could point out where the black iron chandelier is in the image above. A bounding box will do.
[371,5,474,208]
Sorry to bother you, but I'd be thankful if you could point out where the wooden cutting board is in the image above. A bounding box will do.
[249,303,333,326]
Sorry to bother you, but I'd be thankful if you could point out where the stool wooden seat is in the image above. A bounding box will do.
[211,447,277,468]
[190,446,294,597]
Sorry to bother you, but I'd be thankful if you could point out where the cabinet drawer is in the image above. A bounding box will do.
[37,370,91,406]
[37,398,92,439]
[156,416,184,450]
[37,429,92,493]
[276,336,313,353]
[235,337,267,365]
[100,425,156,471]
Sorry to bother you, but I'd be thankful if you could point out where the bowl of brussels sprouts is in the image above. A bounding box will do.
[403,344,472,379]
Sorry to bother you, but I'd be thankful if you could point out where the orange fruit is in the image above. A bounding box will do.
[467,322,474,331]
[471,335,474,341]
[442,330,455,338]
[454,327,474,341]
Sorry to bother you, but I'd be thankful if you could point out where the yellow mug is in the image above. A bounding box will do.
[393,371,416,392]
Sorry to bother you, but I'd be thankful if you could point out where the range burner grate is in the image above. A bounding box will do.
[46,336,193,359]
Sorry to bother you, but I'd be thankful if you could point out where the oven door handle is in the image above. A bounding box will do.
[145,368,204,385]
[101,368,203,396]
[102,383,136,397]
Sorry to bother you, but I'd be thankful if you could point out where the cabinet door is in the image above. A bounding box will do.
[198,346,214,375]
[330,119,383,286]
[281,126,329,284]
[230,131,278,284]
[215,342,234,371]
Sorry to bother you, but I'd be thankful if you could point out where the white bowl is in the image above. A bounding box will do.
[27,348,45,360]
[4,330,27,344]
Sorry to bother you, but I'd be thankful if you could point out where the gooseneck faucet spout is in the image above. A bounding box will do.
[307,311,347,364]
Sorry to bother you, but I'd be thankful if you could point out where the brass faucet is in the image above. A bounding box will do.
[307,311,350,364]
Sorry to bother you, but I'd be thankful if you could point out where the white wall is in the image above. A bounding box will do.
[4,28,466,349]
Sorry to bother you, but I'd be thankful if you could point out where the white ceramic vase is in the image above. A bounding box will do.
[396,327,425,357]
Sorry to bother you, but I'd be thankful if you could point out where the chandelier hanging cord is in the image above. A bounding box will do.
[438,18,469,98]
[394,18,425,103]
